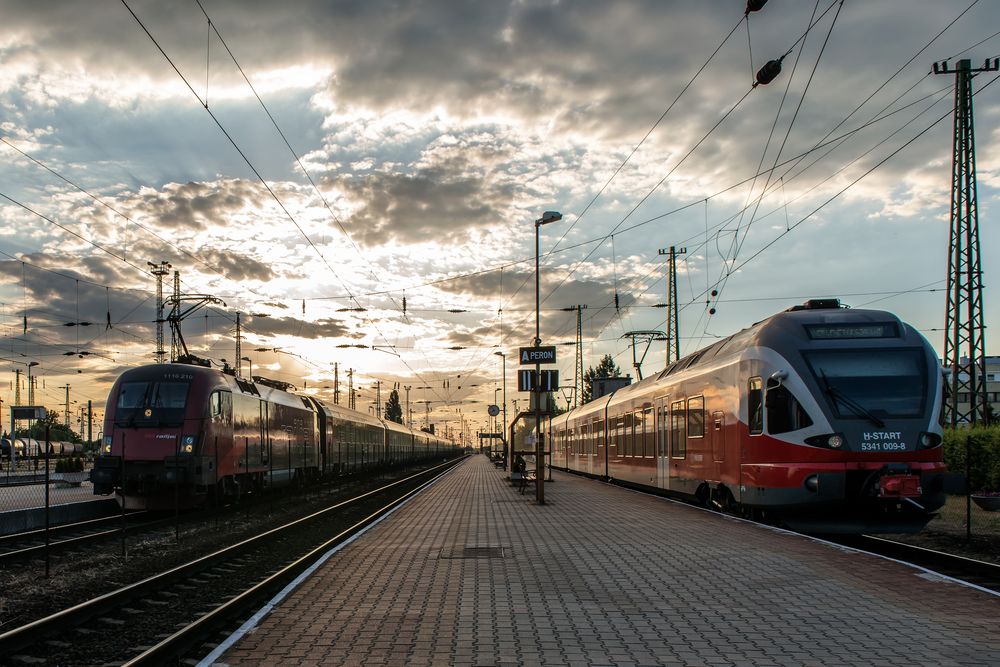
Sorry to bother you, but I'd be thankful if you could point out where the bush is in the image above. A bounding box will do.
[943,425,1000,492]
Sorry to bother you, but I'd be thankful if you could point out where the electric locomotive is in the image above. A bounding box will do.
[551,299,946,533]
[91,362,457,509]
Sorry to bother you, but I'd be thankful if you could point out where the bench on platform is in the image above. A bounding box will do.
[510,469,536,494]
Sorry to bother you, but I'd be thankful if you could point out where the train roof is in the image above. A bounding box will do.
[575,300,920,413]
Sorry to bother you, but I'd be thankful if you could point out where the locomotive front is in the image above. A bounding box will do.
[745,305,947,532]
[91,364,221,509]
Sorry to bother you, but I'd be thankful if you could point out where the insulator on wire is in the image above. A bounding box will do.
[755,58,782,86]
[745,0,768,14]
[614,292,620,311]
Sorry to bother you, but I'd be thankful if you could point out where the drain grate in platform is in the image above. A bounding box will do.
[439,546,505,560]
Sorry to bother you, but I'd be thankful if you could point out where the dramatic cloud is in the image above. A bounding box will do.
[1,1,998,427]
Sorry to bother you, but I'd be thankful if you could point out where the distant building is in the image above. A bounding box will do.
[591,377,632,401]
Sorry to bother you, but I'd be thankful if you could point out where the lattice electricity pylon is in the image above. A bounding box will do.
[621,331,667,381]
[148,261,171,363]
[934,58,998,425]
[658,246,686,366]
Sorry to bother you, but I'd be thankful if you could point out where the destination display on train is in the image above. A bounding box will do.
[804,323,898,340]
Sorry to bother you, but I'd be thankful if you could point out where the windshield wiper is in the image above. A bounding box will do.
[819,370,885,428]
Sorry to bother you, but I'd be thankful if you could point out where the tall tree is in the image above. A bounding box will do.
[581,354,623,404]
[384,389,404,424]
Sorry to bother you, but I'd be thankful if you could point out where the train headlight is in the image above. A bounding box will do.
[918,432,942,449]
[804,433,846,449]
[102,435,113,454]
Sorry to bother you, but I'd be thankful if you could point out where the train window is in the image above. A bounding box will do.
[765,380,813,434]
[687,396,705,438]
[670,400,686,458]
[624,412,634,457]
[117,382,149,409]
[748,377,763,435]
[658,405,668,457]
[153,382,190,409]
[803,349,926,418]
[642,407,653,457]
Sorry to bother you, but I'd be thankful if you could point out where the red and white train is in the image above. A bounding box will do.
[91,363,460,509]
[550,300,947,533]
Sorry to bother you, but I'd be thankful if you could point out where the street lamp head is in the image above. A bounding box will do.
[535,211,562,226]
[493,351,505,358]
[28,361,39,368]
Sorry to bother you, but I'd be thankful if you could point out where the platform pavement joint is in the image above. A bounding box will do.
[215,455,1000,666]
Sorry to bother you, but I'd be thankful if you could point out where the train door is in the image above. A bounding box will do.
[669,399,687,491]
[656,397,669,490]
[711,410,725,464]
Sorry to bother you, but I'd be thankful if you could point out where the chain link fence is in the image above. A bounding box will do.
[1,436,99,535]
[921,426,1000,549]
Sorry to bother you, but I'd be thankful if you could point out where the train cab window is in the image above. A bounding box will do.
[209,391,233,423]
[748,377,763,435]
[765,379,813,434]
[670,400,686,458]
[687,396,705,438]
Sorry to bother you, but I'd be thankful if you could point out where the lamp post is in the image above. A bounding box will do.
[241,356,252,379]
[534,210,562,504]
[493,387,502,457]
[493,350,508,469]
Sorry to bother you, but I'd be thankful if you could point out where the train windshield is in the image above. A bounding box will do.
[114,381,191,426]
[803,349,926,419]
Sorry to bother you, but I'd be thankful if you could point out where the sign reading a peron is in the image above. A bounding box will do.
[519,346,556,364]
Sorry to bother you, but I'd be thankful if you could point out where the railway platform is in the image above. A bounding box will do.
[212,455,1000,666]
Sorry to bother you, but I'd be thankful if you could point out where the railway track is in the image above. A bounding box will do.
[0,457,465,665]
[0,512,156,564]
[831,534,1000,594]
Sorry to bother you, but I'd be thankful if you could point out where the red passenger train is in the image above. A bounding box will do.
[91,363,459,509]
[550,300,947,533]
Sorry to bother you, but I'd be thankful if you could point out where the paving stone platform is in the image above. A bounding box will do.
[214,455,1000,666]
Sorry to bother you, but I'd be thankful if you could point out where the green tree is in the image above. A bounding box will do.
[581,354,623,404]
[13,410,79,443]
[384,389,404,424]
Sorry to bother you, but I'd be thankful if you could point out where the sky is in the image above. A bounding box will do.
[1,0,998,439]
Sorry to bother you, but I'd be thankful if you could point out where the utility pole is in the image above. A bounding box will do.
[404,385,412,427]
[375,381,382,418]
[575,305,585,408]
[61,384,70,428]
[170,270,181,362]
[334,363,340,404]
[14,369,21,406]
[934,58,998,425]
[148,261,171,364]
[658,246,686,365]
[235,312,242,377]
[348,369,354,410]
